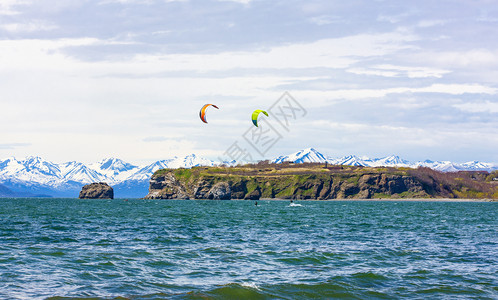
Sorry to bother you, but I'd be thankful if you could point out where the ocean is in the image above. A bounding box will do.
[0,198,496,299]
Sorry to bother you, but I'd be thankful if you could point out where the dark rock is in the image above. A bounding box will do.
[230,180,248,199]
[144,173,189,199]
[79,182,114,199]
[357,189,371,199]
[318,180,332,199]
[207,182,231,200]
[244,188,261,200]
[339,182,360,198]
[193,179,212,199]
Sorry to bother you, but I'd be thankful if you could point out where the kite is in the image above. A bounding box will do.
[199,104,219,123]
[251,109,268,127]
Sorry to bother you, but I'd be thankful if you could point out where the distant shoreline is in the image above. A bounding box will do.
[2,197,496,202]
[146,164,498,200]
[262,198,497,202]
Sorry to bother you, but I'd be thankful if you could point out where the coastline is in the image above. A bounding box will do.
[2,197,496,202]
[147,165,498,201]
[260,198,498,202]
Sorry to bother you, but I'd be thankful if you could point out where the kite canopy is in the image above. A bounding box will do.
[251,109,268,127]
[199,104,219,123]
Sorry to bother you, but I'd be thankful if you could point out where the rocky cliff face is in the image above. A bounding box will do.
[145,174,231,200]
[79,182,114,199]
[144,164,498,200]
[147,173,189,199]
[144,168,433,200]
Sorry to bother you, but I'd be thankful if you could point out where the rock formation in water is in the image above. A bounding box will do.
[79,182,114,199]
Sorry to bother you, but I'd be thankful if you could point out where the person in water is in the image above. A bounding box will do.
[255,201,258,206]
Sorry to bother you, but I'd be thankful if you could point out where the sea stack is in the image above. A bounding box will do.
[79,182,114,199]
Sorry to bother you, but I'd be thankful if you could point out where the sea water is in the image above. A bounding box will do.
[0,198,496,299]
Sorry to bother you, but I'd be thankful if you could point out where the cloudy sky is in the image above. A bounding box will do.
[0,0,497,164]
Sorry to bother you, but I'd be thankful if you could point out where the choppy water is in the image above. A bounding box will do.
[0,198,496,299]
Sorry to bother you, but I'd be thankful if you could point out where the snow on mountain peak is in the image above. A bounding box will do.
[331,155,367,166]
[370,155,410,167]
[95,158,137,172]
[20,156,61,177]
[0,154,218,190]
[272,148,328,164]
[167,154,216,169]
[460,160,494,170]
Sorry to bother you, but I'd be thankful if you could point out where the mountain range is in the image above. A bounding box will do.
[1,148,496,198]
[272,148,497,172]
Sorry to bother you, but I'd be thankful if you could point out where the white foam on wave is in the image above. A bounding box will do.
[239,282,261,290]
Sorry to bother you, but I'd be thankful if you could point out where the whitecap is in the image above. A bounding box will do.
[239,282,261,290]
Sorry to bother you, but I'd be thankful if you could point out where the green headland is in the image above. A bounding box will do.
[144,162,498,200]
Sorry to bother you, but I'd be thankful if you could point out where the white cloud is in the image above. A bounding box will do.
[306,119,498,161]
[377,11,414,24]
[417,19,448,28]
[99,0,186,4]
[453,101,498,113]
[418,84,497,95]
[307,120,443,149]
[0,0,28,15]
[419,49,498,68]
[218,0,252,4]
[385,97,432,109]
[0,143,31,149]
[310,120,409,132]
[1,20,58,32]
[143,135,184,142]
[0,38,135,71]
[292,84,497,106]
[348,64,450,78]
[0,29,417,75]
[309,15,344,25]
[1,0,497,163]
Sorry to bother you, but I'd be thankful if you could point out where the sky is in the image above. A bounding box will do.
[0,0,497,165]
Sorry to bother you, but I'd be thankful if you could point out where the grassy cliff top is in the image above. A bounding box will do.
[154,162,497,180]
[154,162,408,178]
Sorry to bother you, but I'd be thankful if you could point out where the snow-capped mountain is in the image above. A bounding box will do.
[125,160,174,181]
[272,148,328,164]
[89,158,138,181]
[23,156,61,177]
[96,158,137,173]
[167,154,217,169]
[369,155,411,167]
[272,148,497,172]
[0,154,218,198]
[0,157,62,186]
[329,155,368,166]
[460,161,496,171]
[0,148,496,198]
[123,155,217,182]
[60,161,107,183]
